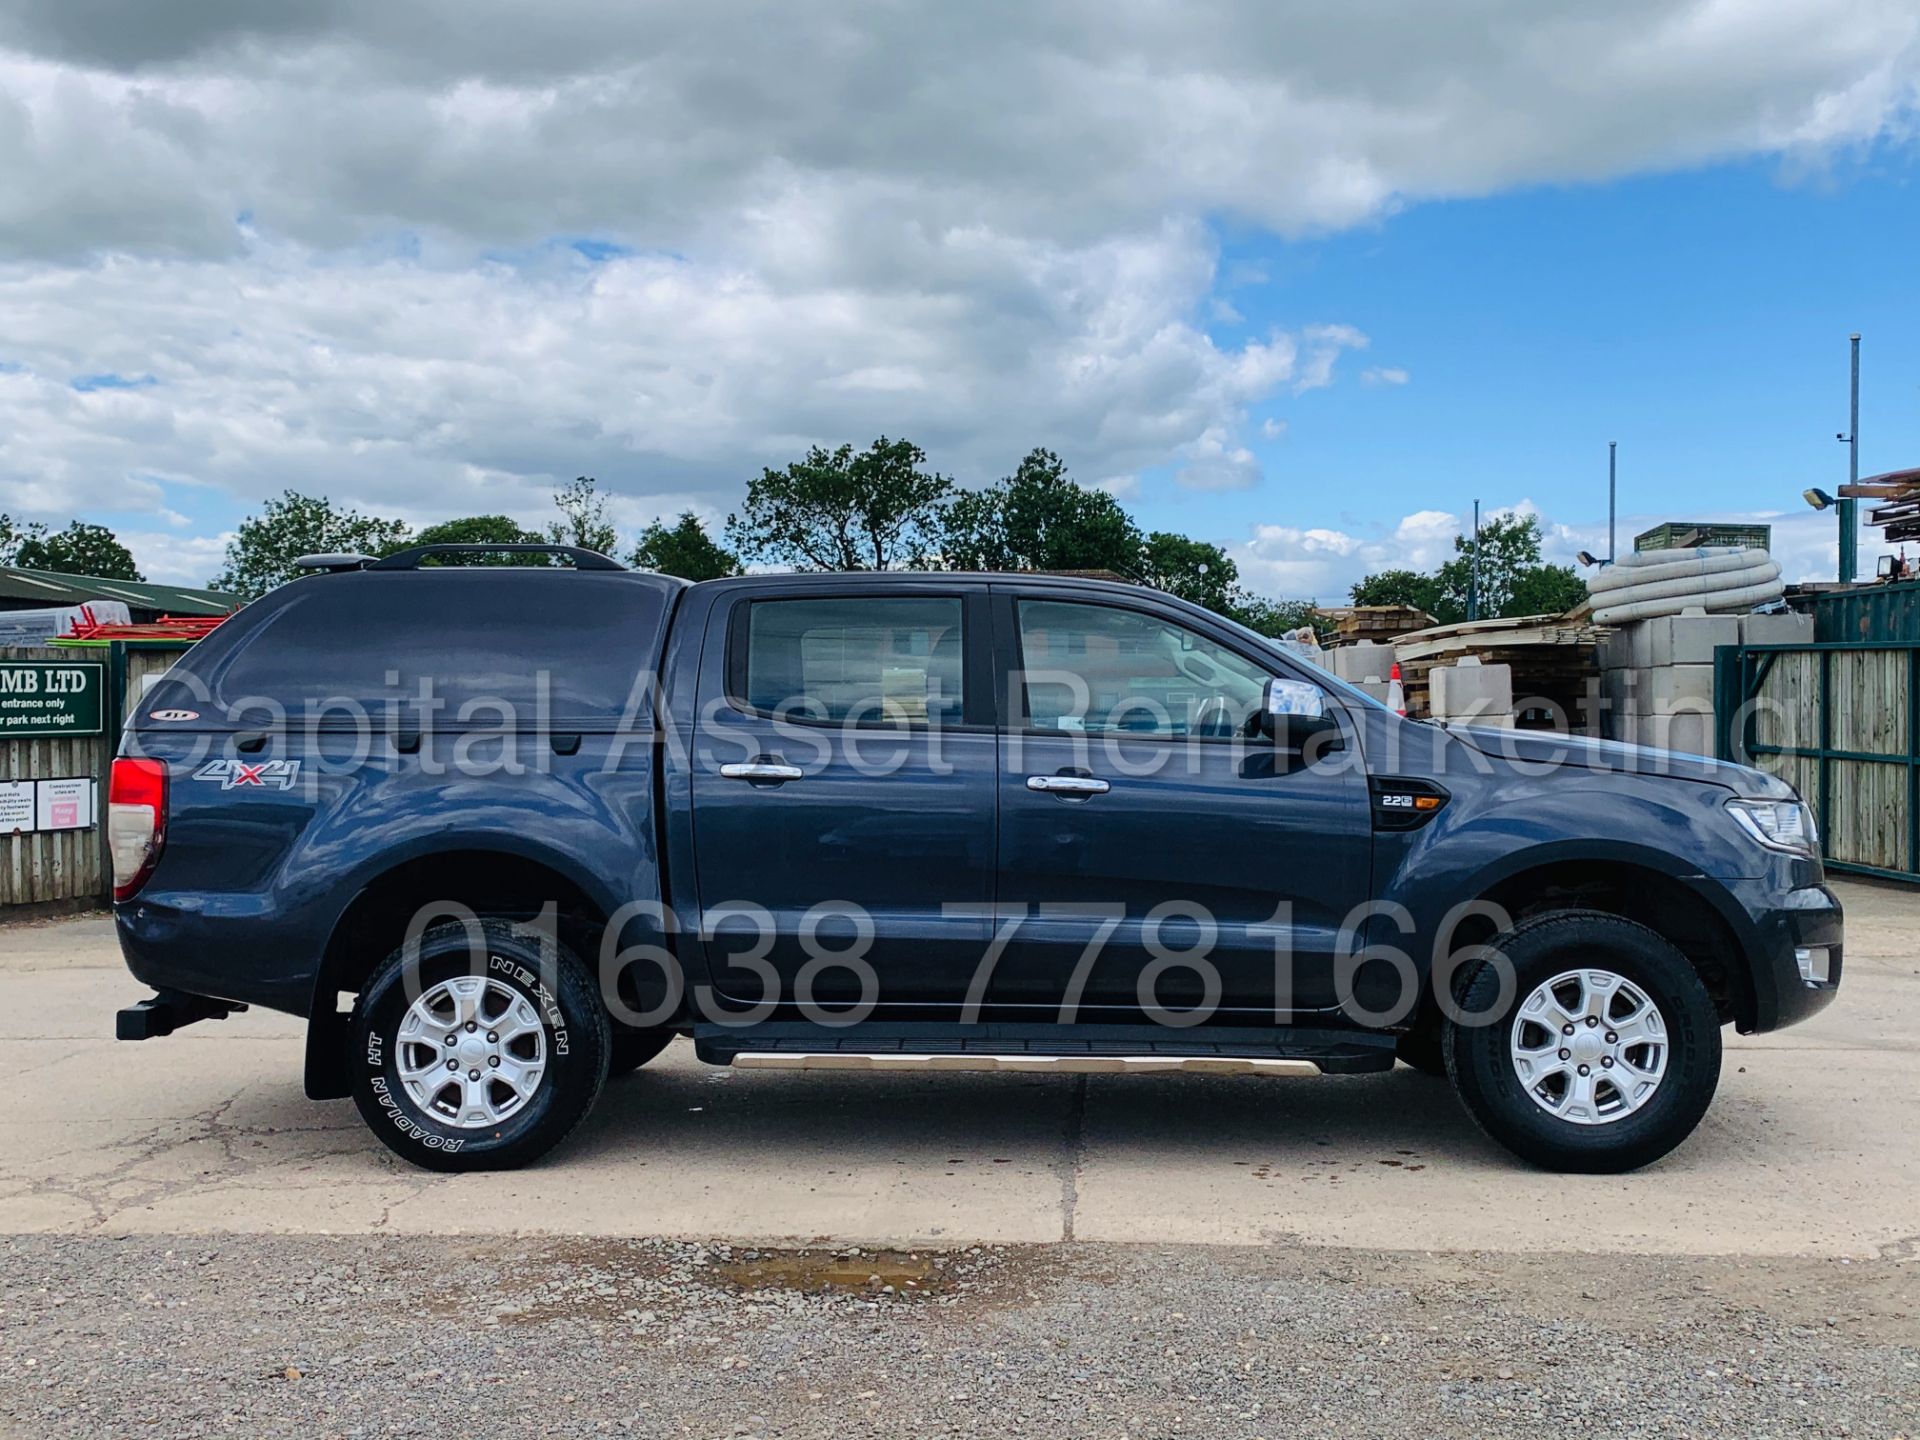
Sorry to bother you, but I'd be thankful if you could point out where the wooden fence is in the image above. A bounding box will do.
[1722,641,1918,881]
[1,643,190,910]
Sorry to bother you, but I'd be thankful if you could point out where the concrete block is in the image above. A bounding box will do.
[1645,664,1715,711]
[1350,678,1393,706]
[1625,620,1656,670]
[1601,667,1640,712]
[1430,658,1512,722]
[1645,613,1740,667]
[1331,641,1396,684]
[1739,610,1814,647]
[1639,709,1715,757]
[1597,628,1632,671]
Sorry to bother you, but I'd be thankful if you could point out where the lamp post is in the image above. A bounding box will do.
[1468,498,1481,621]
[1608,440,1617,564]
[1837,334,1860,584]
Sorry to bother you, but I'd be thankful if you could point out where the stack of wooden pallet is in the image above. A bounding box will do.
[1392,613,1605,724]
[1315,604,1434,648]
[1847,466,1920,543]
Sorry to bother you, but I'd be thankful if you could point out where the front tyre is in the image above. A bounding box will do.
[348,918,611,1172]
[1444,910,1721,1174]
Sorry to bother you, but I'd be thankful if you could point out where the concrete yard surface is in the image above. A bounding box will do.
[1,879,1916,1438]
[0,879,1915,1255]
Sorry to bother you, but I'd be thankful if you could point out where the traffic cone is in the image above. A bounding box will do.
[1387,660,1406,718]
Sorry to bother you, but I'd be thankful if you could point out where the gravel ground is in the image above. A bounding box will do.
[3,1235,1914,1439]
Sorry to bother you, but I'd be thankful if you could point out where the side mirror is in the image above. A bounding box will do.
[1258,677,1342,750]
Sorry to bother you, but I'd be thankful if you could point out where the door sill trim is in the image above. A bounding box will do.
[728,1051,1321,1076]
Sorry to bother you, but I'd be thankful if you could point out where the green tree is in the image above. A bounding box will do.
[1349,514,1585,624]
[1228,594,1332,639]
[729,437,952,570]
[0,513,45,569]
[938,448,1140,575]
[631,511,742,581]
[1507,561,1589,617]
[547,476,620,557]
[1430,513,1547,621]
[211,491,412,598]
[411,514,545,564]
[13,521,144,580]
[1349,567,1446,618]
[1139,531,1238,610]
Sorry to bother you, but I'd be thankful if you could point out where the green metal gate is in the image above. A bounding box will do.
[1715,640,1918,882]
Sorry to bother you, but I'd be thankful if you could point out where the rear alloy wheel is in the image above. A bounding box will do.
[349,918,611,1172]
[1444,910,1720,1173]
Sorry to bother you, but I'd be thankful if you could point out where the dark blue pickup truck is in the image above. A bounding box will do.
[110,545,1841,1173]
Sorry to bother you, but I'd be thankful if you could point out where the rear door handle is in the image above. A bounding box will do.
[1026,775,1110,796]
[720,762,805,783]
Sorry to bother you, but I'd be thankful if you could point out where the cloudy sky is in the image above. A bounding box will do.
[2,0,1917,595]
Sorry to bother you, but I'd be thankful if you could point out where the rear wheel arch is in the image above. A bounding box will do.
[303,848,620,1099]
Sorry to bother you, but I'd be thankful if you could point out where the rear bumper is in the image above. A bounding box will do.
[115,899,318,1017]
[1718,879,1843,1033]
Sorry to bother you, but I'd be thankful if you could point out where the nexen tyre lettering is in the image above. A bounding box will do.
[347,918,611,1173]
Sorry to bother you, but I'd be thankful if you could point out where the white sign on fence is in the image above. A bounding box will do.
[0,781,32,834]
[34,777,95,832]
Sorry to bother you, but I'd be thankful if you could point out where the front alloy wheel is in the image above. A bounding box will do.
[1509,968,1669,1124]
[1445,910,1721,1173]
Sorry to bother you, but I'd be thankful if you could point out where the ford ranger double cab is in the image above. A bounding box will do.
[110,543,1841,1173]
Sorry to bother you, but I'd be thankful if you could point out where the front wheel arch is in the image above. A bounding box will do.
[1429,858,1754,1030]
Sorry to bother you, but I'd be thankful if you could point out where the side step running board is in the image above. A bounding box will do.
[732,1052,1322,1076]
[695,1020,1395,1074]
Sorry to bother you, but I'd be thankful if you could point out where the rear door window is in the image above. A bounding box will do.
[743,596,965,724]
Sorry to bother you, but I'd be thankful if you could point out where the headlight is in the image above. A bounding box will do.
[1726,797,1818,856]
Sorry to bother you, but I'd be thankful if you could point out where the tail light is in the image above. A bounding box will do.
[109,758,168,902]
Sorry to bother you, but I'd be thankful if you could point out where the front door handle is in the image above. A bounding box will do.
[720,761,805,783]
[1026,774,1110,796]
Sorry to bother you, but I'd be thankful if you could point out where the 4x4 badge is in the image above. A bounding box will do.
[193,758,302,791]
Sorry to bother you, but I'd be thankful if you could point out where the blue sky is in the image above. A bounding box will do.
[1,2,1915,593]
[1124,154,1920,592]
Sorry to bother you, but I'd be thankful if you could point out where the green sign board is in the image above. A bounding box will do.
[0,662,105,739]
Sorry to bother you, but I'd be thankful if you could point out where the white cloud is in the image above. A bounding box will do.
[1361,366,1411,386]
[0,229,1357,555]
[115,529,231,587]
[0,1,1913,567]
[2,2,1912,262]
[1291,324,1370,394]
[1260,418,1288,441]
[1230,498,1883,603]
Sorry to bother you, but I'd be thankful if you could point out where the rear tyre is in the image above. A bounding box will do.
[608,1025,675,1077]
[348,918,611,1172]
[1443,910,1721,1173]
